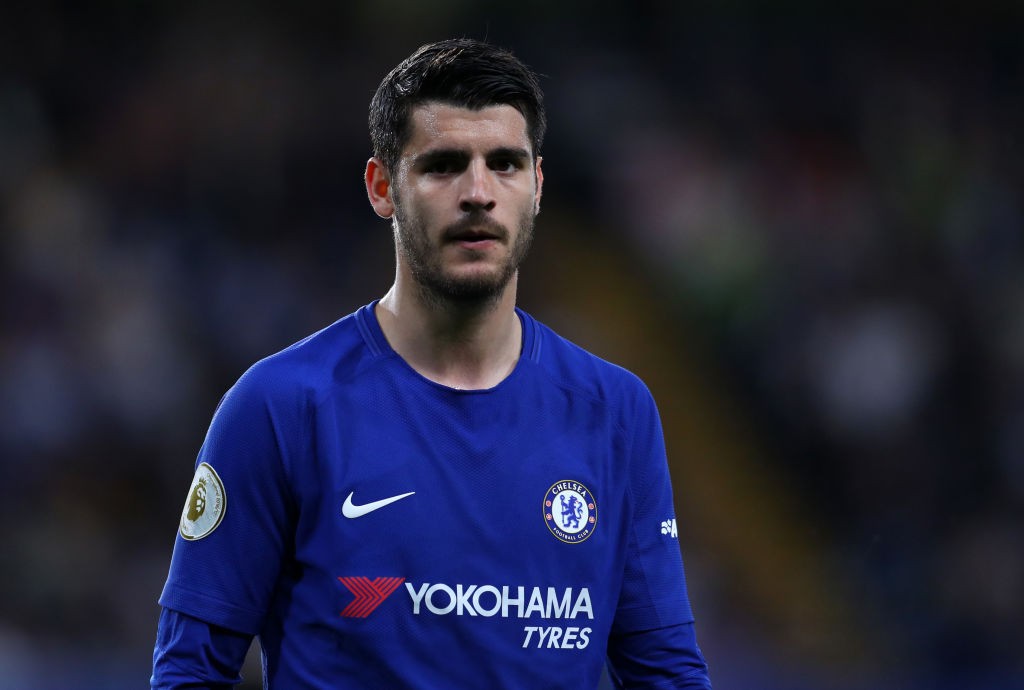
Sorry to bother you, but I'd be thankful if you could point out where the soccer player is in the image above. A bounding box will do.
[151,38,713,689]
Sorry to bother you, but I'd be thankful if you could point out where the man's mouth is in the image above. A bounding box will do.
[452,230,498,243]
[445,221,505,246]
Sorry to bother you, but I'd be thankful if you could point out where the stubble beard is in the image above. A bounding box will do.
[392,201,536,310]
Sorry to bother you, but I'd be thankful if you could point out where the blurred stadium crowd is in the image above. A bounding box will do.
[1,3,1021,688]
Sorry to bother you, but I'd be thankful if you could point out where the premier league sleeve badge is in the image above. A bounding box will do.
[179,462,227,540]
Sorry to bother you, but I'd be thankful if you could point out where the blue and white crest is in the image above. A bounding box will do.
[544,480,597,544]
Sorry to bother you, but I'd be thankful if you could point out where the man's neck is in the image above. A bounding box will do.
[375,278,522,391]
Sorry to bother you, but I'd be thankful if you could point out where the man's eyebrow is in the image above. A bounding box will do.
[411,146,532,167]
[411,148,470,167]
[488,146,531,162]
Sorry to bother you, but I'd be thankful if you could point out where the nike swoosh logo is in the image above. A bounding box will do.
[342,491,415,518]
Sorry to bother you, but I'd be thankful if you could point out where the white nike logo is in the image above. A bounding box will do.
[342,491,416,518]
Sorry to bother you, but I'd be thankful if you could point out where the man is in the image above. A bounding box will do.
[152,38,712,689]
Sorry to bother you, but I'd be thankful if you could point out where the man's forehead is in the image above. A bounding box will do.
[405,102,530,150]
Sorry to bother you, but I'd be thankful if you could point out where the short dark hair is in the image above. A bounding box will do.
[369,38,546,174]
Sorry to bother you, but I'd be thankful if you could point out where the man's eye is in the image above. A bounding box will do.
[490,159,520,173]
[423,157,468,174]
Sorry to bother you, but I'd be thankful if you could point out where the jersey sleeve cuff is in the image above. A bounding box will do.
[159,582,265,636]
[612,601,694,635]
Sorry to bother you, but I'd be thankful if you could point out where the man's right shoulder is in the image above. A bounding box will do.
[228,307,378,405]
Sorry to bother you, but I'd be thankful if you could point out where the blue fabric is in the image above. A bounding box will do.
[151,608,251,689]
[607,622,712,689]
[155,301,710,688]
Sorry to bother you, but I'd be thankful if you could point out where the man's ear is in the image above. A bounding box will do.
[365,157,395,219]
[533,156,544,215]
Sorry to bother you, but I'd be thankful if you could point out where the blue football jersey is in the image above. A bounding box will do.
[158,302,705,688]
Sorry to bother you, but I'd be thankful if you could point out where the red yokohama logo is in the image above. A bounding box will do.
[338,576,406,618]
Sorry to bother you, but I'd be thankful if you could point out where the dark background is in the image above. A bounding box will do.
[1,2,1022,688]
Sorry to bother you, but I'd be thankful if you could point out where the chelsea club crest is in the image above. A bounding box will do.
[544,480,597,544]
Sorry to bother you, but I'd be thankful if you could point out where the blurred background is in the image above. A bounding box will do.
[1,2,1022,688]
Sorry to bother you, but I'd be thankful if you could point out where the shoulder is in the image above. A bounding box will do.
[521,310,654,411]
[221,307,374,413]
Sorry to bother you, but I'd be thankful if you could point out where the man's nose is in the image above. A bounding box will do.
[459,160,496,212]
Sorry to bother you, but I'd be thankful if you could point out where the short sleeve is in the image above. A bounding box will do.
[158,362,301,635]
[612,382,695,634]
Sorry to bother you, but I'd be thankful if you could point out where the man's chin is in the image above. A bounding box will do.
[418,269,513,306]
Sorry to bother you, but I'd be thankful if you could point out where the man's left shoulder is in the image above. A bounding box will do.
[524,311,651,403]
